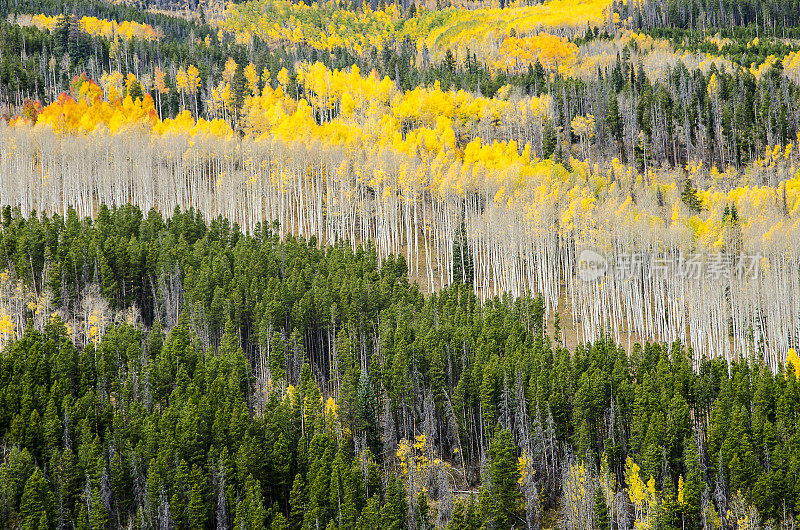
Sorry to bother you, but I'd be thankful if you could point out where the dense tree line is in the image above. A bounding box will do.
[2,0,205,36]
[0,205,798,528]
[2,0,800,167]
[637,26,800,62]
[618,0,800,35]
[544,57,800,171]
[0,2,507,113]
[5,1,800,173]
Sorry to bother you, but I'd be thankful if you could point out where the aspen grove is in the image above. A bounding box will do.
[2,62,800,366]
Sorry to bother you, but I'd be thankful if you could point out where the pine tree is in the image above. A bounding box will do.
[380,476,407,530]
[235,474,266,530]
[593,485,609,529]
[356,495,381,530]
[269,331,287,382]
[19,468,54,529]
[272,433,291,510]
[53,15,70,57]
[356,370,381,456]
[232,64,249,122]
[446,500,467,530]
[288,474,308,530]
[90,486,108,530]
[479,429,521,529]
[681,178,702,212]
[43,399,61,460]
[127,78,144,102]
[681,437,705,529]
[271,510,288,530]
[171,460,190,528]
[606,94,623,152]
[187,464,210,528]
[415,493,433,530]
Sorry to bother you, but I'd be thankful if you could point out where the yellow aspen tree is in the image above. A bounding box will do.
[571,114,595,159]
[223,58,238,85]
[176,66,189,110]
[187,64,201,116]
[100,70,124,101]
[153,67,169,118]
[277,67,289,87]
[245,63,259,96]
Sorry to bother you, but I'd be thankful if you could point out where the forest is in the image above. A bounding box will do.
[0,205,798,529]
[0,0,799,527]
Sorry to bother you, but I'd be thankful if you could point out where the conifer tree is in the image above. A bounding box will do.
[479,429,521,529]
[20,468,54,529]
[188,464,210,528]
[271,510,288,530]
[380,476,407,530]
[681,178,703,212]
[415,492,433,530]
[235,474,267,530]
[356,370,381,456]
[288,474,308,530]
[90,486,108,530]
[43,399,61,460]
[269,331,287,382]
[356,495,381,530]
[681,437,705,529]
[593,485,609,529]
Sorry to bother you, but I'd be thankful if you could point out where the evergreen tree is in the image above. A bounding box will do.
[681,437,705,529]
[288,474,308,530]
[380,476,407,530]
[0,204,795,527]
[187,464,210,528]
[356,495,381,530]
[235,474,266,530]
[232,64,249,121]
[681,178,703,212]
[479,429,521,529]
[593,486,609,529]
[415,493,433,530]
[356,370,381,456]
[271,510,288,530]
[606,94,624,154]
[19,468,54,529]
[269,331,287,382]
[89,486,107,530]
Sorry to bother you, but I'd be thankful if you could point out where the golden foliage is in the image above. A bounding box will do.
[788,348,800,376]
[219,0,607,67]
[13,64,800,265]
[23,13,162,40]
[497,33,578,75]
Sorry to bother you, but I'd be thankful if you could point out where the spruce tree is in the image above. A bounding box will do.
[19,468,54,529]
[380,476,407,530]
[235,474,266,530]
[288,474,308,530]
[593,486,609,529]
[187,464,210,528]
[356,495,381,530]
[269,331,287,382]
[271,511,288,530]
[479,429,521,529]
[415,492,433,530]
[681,436,705,529]
[681,178,703,212]
[90,486,107,530]
[356,370,381,456]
